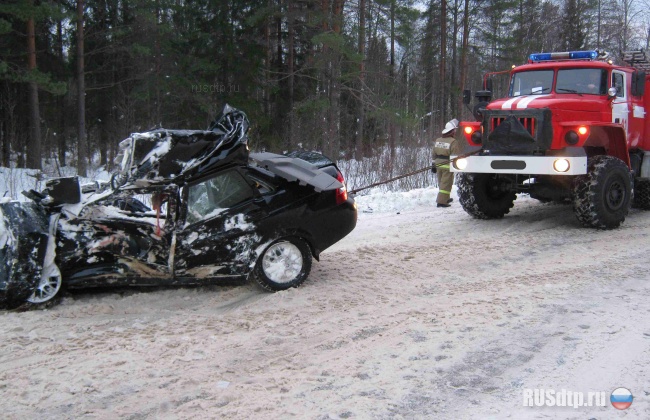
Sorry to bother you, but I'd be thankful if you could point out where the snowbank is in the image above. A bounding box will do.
[0,167,112,202]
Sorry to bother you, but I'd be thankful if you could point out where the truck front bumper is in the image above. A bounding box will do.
[450,154,587,176]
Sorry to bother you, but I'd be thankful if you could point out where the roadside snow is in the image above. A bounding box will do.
[354,186,444,214]
[354,185,540,216]
[1,185,649,419]
[0,167,112,202]
[0,206,14,248]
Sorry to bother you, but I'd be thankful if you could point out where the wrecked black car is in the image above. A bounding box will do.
[0,105,357,309]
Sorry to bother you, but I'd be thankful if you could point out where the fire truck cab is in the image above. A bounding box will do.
[454,50,650,229]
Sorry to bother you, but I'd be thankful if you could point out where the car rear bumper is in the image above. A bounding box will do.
[311,199,357,256]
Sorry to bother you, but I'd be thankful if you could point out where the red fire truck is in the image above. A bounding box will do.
[453,50,650,229]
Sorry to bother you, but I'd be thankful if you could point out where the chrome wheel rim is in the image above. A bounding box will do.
[27,274,62,304]
[262,242,303,284]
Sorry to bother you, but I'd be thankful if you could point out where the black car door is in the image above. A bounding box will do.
[173,167,269,280]
[57,188,176,285]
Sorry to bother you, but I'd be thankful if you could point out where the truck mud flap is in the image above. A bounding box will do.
[0,202,49,309]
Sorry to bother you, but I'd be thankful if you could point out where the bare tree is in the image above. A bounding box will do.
[356,0,367,158]
[26,0,42,170]
[77,0,87,176]
[440,0,447,125]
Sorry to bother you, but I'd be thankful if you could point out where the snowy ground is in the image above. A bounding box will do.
[2,186,650,419]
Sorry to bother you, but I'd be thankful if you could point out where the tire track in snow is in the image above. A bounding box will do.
[1,198,650,418]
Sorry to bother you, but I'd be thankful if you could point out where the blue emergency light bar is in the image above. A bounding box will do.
[529,50,598,62]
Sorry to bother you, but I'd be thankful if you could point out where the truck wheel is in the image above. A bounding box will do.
[457,173,516,219]
[632,179,650,210]
[572,155,632,229]
[251,238,312,292]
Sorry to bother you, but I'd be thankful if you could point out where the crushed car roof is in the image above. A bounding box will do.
[114,104,249,187]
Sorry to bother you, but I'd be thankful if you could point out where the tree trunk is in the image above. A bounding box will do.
[100,120,108,167]
[1,84,15,167]
[356,0,366,158]
[458,0,470,120]
[287,0,295,149]
[450,0,459,119]
[428,4,437,136]
[390,0,395,78]
[154,0,162,124]
[596,0,601,50]
[0,86,8,167]
[0,119,7,168]
[77,0,87,176]
[622,0,628,52]
[440,0,447,127]
[276,0,283,137]
[277,0,283,70]
[389,0,396,160]
[26,2,42,170]
[328,0,344,158]
[57,19,66,167]
[265,0,272,119]
[320,0,329,154]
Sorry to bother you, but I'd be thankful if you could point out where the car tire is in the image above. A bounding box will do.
[24,270,63,308]
[572,155,632,229]
[251,238,312,292]
[457,173,516,219]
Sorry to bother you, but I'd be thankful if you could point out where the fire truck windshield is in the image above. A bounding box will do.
[556,68,607,95]
[510,70,553,97]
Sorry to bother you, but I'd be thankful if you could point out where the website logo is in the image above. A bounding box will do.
[522,389,606,408]
[610,388,633,410]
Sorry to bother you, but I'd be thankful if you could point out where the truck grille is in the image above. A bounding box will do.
[481,108,552,154]
[491,117,536,136]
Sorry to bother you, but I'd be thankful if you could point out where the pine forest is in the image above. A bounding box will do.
[1,0,649,178]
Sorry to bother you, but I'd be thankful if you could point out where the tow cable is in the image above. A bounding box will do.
[348,148,482,195]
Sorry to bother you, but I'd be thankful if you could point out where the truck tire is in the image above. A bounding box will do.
[632,179,650,210]
[572,155,632,229]
[457,173,516,219]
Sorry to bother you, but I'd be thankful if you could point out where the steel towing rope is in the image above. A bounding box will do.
[348,148,482,195]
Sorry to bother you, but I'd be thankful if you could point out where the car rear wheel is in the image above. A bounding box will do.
[251,238,312,291]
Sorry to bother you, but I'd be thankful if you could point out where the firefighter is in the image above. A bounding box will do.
[433,119,460,208]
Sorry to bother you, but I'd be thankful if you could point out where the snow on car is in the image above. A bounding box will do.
[0,105,357,309]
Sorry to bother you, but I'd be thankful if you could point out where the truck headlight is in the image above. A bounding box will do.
[454,158,468,170]
[553,158,570,172]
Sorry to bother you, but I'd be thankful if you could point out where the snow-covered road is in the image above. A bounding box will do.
[1,188,649,419]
